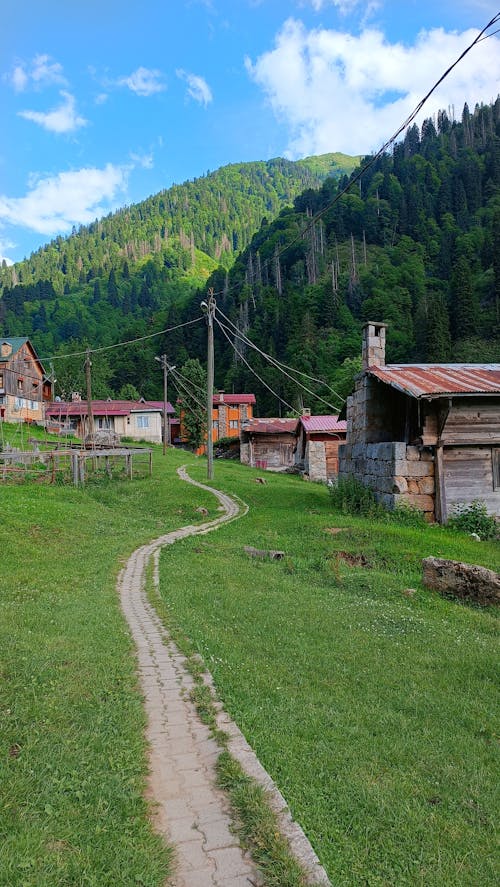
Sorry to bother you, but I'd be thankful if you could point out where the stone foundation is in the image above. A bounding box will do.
[338,441,436,520]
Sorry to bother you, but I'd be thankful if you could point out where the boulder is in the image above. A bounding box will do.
[423,557,500,605]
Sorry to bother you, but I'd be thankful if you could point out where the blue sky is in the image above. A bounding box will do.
[1,0,499,264]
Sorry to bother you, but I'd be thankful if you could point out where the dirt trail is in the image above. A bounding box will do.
[118,465,330,887]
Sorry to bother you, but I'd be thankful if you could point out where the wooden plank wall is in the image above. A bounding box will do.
[444,446,500,515]
[441,401,500,445]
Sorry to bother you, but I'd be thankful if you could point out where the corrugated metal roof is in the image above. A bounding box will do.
[46,399,174,417]
[242,418,297,434]
[300,415,347,433]
[213,393,256,405]
[369,364,500,398]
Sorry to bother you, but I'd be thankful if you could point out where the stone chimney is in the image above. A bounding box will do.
[362,322,387,370]
[1,341,12,357]
[71,392,82,402]
[217,390,225,403]
[302,408,311,417]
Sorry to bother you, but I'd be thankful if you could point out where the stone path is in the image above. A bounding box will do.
[118,465,330,887]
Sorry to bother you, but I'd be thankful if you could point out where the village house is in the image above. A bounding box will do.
[338,322,500,521]
[240,417,297,469]
[46,397,175,445]
[0,337,52,424]
[211,392,255,441]
[178,392,256,451]
[294,412,347,482]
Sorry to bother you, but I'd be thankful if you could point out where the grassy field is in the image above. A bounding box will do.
[0,439,217,887]
[1,428,499,886]
[156,460,499,887]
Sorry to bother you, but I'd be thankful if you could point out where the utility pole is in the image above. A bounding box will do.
[202,288,216,480]
[155,354,174,455]
[84,348,95,445]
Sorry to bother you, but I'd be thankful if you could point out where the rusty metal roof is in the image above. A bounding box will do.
[46,399,175,417]
[368,364,500,399]
[241,418,297,434]
[299,415,347,434]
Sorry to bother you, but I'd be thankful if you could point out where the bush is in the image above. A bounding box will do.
[329,476,383,516]
[447,500,498,541]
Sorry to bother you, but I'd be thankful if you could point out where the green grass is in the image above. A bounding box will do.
[0,441,216,887]
[156,460,499,887]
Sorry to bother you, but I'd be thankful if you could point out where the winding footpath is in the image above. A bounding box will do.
[118,466,330,887]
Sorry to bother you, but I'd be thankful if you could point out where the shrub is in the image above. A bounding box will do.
[447,500,498,541]
[329,476,383,516]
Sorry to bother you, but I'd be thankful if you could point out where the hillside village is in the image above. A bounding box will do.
[1,10,500,882]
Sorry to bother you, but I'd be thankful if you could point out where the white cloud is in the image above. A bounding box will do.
[7,54,67,91]
[18,91,88,134]
[11,64,28,92]
[176,69,213,106]
[95,92,109,105]
[0,237,15,265]
[246,20,500,157]
[130,151,154,169]
[0,164,129,235]
[118,67,165,96]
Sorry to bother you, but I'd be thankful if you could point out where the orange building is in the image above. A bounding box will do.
[211,392,255,442]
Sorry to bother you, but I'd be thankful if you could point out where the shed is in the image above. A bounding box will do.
[338,322,500,521]
[294,413,347,482]
[240,418,297,469]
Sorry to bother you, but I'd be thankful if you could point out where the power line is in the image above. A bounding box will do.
[22,316,203,364]
[214,314,299,415]
[216,306,345,407]
[215,314,340,414]
[209,12,500,300]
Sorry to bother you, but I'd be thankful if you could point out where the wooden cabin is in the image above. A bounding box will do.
[294,413,347,482]
[0,337,52,424]
[240,418,297,469]
[339,322,500,521]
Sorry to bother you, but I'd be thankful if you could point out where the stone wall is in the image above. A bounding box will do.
[307,440,327,482]
[338,441,436,519]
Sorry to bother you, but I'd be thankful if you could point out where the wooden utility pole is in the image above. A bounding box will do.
[155,354,174,454]
[204,288,216,480]
[84,348,95,444]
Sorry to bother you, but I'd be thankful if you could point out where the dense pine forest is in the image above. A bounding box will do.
[0,101,499,412]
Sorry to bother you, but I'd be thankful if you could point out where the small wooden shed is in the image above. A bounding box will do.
[240,418,297,469]
[294,414,347,482]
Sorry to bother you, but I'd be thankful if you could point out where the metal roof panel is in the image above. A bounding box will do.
[368,364,500,398]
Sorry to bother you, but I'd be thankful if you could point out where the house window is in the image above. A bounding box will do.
[229,420,239,429]
[493,448,500,491]
[17,379,23,391]
[137,415,149,429]
[0,373,3,388]
[212,420,218,430]
[15,397,24,409]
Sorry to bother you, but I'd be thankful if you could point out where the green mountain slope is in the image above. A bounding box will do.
[164,100,500,413]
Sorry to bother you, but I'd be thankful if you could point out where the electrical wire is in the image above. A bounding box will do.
[215,314,341,415]
[208,12,500,299]
[216,306,346,406]
[214,314,299,416]
[168,366,206,416]
[28,316,203,363]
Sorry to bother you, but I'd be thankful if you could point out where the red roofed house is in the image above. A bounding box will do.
[240,417,297,470]
[294,412,347,482]
[46,398,175,444]
[211,392,255,442]
[338,322,500,521]
[0,337,52,424]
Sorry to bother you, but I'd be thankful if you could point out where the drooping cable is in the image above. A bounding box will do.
[214,314,299,416]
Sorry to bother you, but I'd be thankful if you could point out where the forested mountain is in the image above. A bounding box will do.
[1,101,499,412]
[162,99,500,414]
[0,153,357,392]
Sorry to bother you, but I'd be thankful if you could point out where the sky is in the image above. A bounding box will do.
[1,1,499,265]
